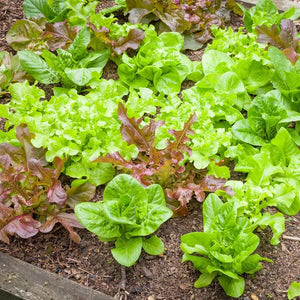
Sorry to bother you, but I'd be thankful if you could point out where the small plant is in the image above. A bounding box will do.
[181,194,272,298]
[0,124,96,244]
[75,174,173,266]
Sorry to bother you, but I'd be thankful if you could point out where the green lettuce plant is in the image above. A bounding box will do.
[227,128,300,216]
[75,174,173,266]
[232,90,300,145]
[118,31,193,94]
[181,194,272,298]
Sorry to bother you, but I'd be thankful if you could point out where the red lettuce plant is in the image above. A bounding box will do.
[256,19,300,64]
[125,0,238,49]
[0,124,95,244]
[95,103,233,216]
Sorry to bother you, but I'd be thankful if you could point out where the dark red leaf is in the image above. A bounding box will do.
[47,180,67,206]
[113,29,145,55]
[256,19,300,64]
[42,21,79,51]
[39,213,83,243]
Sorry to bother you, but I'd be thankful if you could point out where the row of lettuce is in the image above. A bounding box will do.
[1,0,300,298]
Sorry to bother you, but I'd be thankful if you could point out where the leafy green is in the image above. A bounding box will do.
[238,0,296,32]
[23,0,68,23]
[288,282,300,300]
[268,46,300,110]
[0,80,133,184]
[126,0,235,50]
[0,124,95,244]
[0,52,29,94]
[118,31,193,94]
[232,90,300,145]
[256,19,300,64]
[75,174,172,266]
[6,19,45,52]
[181,194,271,297]
[96,103,233,216]
[18,27,110,88]
[229,128,300,216]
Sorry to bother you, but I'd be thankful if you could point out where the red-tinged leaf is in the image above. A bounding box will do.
[47,180,67,206]
[3,214,41,241]
[256,20,300,64]
[16,123,47,166]
[94,152,134,170]
[42,21,79,51]
[126,0,231,49]
[66,182,96,209]
[199,175,234,196]
[0,143,25,165]
[113,29,145,55]
[283,47,299,65]
[167,187,193,216]
[118,102,164,153]
[167,113,197,155]
[53,156,67,179]
[39,213,83,243]
[27,158,54,185]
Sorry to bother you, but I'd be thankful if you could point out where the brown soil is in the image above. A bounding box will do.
[1,1,300,300]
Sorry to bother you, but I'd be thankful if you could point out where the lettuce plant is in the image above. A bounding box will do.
[75,174,173,266]
[0,52,28,95]
[18,27,110,87]
[0,81,130,185]
[0,124,96,244]
[96,103,233,216]
[125,0,237,49]
[256,19,300,64]
[228,128,300,216]
[268,46,300,110]
[118,31,193,94]
[232,90,300,146]
[238,0,297,32]
[181,194,271,298]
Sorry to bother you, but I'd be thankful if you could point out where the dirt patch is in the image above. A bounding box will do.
[1,1,300,300]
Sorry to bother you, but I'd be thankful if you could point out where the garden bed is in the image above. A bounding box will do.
[1,0,300,300]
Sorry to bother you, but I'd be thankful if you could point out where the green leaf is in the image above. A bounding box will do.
[145,184,166,206]
[202,50,233,75]
[203,194,223,232]
[68,27,90,60]
[65,68,100,86]
[271,127,300,162]
[103,174,148,224]
[142,235,164,255]
[288,282,300,300]
[215,71,245,94]
[207,160,230,179]
[218,275,245,298]
[154,70,181,94]
[23,0,55,20]
[74,201,121,241]
[181,232,213,255]
[111,237,143,266]
[18,50,60,84]
[254,212,285,245]
[194,272,217,288]
[128,203,172,237]
[232,119,266,146]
